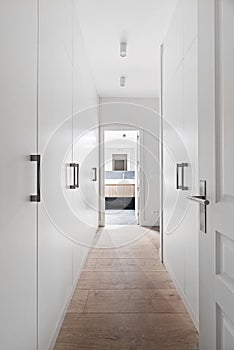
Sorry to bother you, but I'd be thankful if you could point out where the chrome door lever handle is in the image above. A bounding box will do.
[187,195,210,206]
[188,180,209,234]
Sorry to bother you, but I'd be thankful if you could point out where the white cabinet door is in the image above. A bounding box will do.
[163,62,186,290]
[71,4,99,280]
[198,0,234,348]
[162,0,199,329]
[37,0,74,349]
[0,1,37,349]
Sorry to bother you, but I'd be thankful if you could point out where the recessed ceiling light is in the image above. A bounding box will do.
[120,42,127,57]
[120,76,126,87]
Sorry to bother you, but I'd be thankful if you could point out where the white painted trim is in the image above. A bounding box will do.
[99,124,105,227]
[159,43,164,263]
[138,129,143,226]
[164,260,199,331]
[135,131,140,224]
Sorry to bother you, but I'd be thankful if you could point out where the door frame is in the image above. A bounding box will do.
[99,125,142,227]
[159,43,164,263]
[197,0,216,347]
[99,126,105,226]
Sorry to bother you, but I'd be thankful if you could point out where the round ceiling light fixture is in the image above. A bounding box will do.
[120,42,127,57]
[120,76,126,87]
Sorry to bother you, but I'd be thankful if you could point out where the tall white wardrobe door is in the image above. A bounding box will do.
[71,3,99,281]
[38,0,74,349]
[0,0,38,349]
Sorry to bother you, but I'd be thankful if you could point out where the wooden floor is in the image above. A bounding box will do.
[54,226,199,350]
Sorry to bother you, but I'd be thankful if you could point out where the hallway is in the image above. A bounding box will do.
[54,226,198,349]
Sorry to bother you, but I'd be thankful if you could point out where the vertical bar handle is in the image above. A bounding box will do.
[92,167,97,182]
[69,163,76,189]
[176,163,181,190]
[69,163,79,189]
[176,163,188,191]
[181,163,188,191]
[30,154,41,202]
[75,164,79,188]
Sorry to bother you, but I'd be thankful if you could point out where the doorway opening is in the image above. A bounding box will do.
[104,130,140,226]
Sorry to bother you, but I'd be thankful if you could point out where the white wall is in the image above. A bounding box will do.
[100,97,160,226]
[162,0,199,329]
[105,139,136,172]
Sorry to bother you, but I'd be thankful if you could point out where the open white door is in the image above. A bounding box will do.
[198,0,234,348]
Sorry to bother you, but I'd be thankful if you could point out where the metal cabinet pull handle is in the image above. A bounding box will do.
[92,167,97,182]
[176,163,188,191]
[76,164,79,188]
[30,154,41,202]
[181,163,188,191]
[69,163,79,189]
[176,164,180,190]
[69,163,76,189]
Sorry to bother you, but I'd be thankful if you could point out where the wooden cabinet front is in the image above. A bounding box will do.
[105,184,135,198]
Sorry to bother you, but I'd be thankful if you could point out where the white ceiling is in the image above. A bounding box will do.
[76,0,178,98]
[105,130,138,143]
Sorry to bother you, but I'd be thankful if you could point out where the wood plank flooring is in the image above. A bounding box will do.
[54,226,199,350]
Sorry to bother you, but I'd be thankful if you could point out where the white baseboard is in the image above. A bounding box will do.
[164,260,199,331]
[140,220,160,227]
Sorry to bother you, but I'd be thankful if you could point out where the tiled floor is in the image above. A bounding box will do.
[54,226,199,350]
[105,209,137,225]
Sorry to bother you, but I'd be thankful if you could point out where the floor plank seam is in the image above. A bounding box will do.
[82,290,90,314]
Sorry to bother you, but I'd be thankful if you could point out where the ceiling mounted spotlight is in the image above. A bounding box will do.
[120,42,127,57]
[120,76,126,87]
